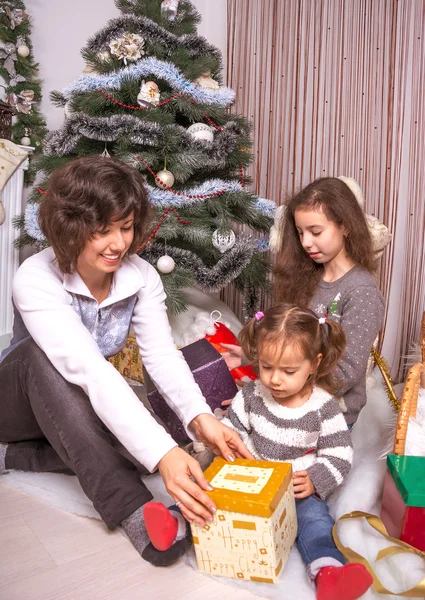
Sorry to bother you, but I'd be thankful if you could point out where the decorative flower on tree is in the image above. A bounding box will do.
[109,33,145,65]
[8,89,34,114]
[0,5,28,29]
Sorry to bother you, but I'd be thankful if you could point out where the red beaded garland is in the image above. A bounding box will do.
[136,207,191,252]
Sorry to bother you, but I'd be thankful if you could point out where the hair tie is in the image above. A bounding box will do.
[255,311,264,321]
[318,317,326,325]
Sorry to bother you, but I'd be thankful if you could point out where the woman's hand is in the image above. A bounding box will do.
[220,343,243,370]
[157,446,216,526]
[292,470,315,499]
[189,413,254,461]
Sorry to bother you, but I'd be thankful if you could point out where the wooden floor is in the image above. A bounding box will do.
[0,480,260,600]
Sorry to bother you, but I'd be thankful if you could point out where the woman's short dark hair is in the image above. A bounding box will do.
[38,155,152,273]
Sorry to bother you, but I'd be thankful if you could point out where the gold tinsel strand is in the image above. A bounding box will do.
[371,346,400,412]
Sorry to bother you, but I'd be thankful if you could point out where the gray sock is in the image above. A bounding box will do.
[121,506,150,555]
[0,444,8,473]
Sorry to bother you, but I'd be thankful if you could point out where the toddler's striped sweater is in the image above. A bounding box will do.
[222,380,353,499]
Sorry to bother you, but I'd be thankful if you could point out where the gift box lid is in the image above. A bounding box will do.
[387,454,425,507]
[203,457,292,518]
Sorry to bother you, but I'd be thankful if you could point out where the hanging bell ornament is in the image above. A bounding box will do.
[157,255,175,273]
[155,169,175,189]
[212,229,236,253]
[137,80,160,107]
[17,44,30,58]
[161,0,180,22]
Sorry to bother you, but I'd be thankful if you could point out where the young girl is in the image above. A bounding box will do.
[143,305,373,600]
[0,156,250,568]
[224,177,385,426]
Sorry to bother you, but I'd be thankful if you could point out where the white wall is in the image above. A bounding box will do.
[30,0,227,131]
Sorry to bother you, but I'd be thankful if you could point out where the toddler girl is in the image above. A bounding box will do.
[144,304,373,600]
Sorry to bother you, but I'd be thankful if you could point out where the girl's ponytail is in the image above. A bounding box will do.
[315,319,346,394]
[238,314,261,364]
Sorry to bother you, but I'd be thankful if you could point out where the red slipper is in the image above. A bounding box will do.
[316,563,373,600]
[143,502,178,552]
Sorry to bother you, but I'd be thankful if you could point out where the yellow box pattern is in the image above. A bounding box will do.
[191,458,297,583]
[108,333,144,383]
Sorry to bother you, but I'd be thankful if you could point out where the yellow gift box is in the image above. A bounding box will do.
[108,334,144,383]
[191,457,297,583]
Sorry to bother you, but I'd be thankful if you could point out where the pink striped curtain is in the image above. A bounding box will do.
[223,0,425,380]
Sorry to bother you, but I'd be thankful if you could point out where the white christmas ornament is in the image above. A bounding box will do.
[20,127,31,146]
[17,44,30,58]
[157,255,175,273]
[193,72,220,90]
[137,80,160,107]
[155,169,174,189]
[212,229,236,253]
[187,123,214,143]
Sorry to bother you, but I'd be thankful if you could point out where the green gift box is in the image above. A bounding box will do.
[380,454,425,551]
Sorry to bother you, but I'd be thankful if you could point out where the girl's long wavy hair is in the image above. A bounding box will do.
[239,304,347,395]
[273,177,376,305]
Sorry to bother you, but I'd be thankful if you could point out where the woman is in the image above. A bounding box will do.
[0,155,250,567]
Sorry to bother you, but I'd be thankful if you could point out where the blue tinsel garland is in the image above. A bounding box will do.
[63,57,235,107]
[24,179,276,242]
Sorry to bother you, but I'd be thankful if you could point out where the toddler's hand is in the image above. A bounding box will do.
[292,470,315,499]
[220,343,243,370]
[220,398,233,415]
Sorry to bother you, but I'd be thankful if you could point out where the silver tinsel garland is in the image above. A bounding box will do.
[140,235,256,292]
[44,113,162,156]
[84,15,221,62]
[44,112,245,165]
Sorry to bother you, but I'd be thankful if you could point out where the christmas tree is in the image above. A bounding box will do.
[17,0,275,315]
[0,0,48,183]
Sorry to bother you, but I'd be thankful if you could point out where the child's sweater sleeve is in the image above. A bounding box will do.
[221,388,252,447]
[334,285,384,396]
[307,398,353,499]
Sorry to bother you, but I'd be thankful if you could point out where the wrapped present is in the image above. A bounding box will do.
[144,338,238,443]
[380,361,425,551]
[108,333,144,383]
[205,320,257,382]
[381,454,425,551]
[191,457,297,583]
